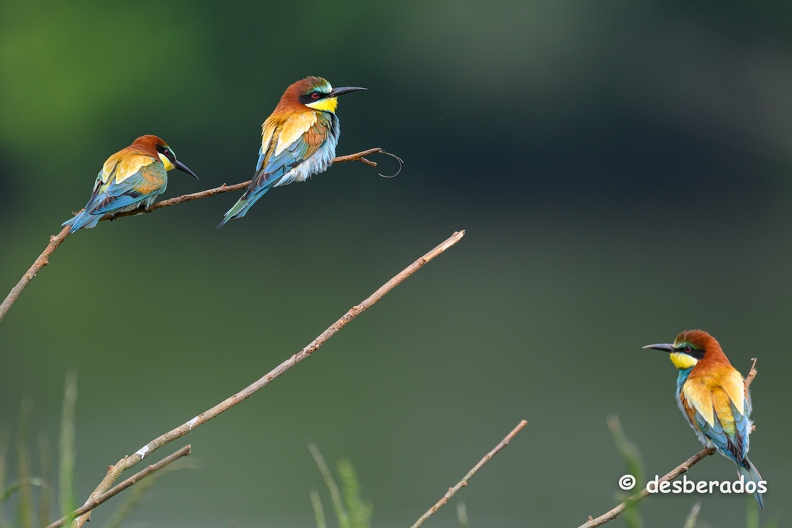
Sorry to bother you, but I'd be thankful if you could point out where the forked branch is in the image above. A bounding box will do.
[0,148,398,322]
[46,445,191,528]
[72,230,464,527]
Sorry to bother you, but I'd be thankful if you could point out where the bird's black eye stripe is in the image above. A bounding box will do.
[676,344,704,359]
[299,91,326,105]
[156,145,175,161]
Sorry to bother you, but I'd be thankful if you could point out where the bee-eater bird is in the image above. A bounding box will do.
[644,330,764,507]
[217,76,365,227]
[63,135,198,233]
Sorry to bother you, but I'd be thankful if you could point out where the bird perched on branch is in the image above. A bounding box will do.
[217,76,365,227]
[644,330,764,507]
[63,135,198,232]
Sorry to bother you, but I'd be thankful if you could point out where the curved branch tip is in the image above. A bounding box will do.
[377,150,403,178]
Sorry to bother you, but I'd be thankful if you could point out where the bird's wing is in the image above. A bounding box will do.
[682,371,750,464]
[720,369,746,415]
[254,117,280,174]
[681,377,715,427]
[246,111,330,195]
[89,157,167,214]
[81,152,123,206]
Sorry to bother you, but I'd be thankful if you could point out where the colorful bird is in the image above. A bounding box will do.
[217,76,365,227]
[644,330,764,507]
[63,135,198,233]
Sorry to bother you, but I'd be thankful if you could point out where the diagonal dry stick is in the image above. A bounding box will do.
[46,445,191,528]
[72,230,465,527]
[410,420,528,528]
[0,148,398,322]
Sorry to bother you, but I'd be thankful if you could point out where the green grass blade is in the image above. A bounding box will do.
[457,502,469,528]
[59,371,78,526]
[0,429,8,528]
[17,399,34,528]
[309,444,349,528]
[607,415,644,528]
[682,501,701,528]
[310,489,328,528]
[38,437,53,528]
[1,479,45,505]
[0,483,22,505]
[746,496,758,528]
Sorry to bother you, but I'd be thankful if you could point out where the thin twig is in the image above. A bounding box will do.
[745,358,758,389]
[47,445,191,528]
[0,148,394,323]
[72,230,465,527]
[0,226,71,322]
[746,358,759,433]
[409,420,527,528]
[577,447,716,528]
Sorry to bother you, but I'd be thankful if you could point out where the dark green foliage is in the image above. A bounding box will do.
[607,415,644,528]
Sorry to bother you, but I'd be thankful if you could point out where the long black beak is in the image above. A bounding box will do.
[643,343,675,353]
[329,86,366,97]
[176,160,199,179]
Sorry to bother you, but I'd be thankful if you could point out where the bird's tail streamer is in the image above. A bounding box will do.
[62,210,101,233]
[738,457,765,509]
[217,184,273,228]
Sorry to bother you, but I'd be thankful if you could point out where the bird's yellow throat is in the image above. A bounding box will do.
[670,352,698,370]
[158,153,175,171]
[306,97,338,113]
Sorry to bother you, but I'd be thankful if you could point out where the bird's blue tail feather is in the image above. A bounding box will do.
[62,210,101,233]
[737,457,764,508]
[217,184,273,228]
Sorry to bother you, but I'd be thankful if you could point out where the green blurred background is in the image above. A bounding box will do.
[1,1,791,526]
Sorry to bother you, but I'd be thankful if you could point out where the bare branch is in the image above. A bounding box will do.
[0,148,395,322]
[47,445,191,528]
[578,447,716,528]
[409,420,527,528]
[72,230,465,527]
[745,358,758,389]
[746,358,758,433]
[0,226,71,322]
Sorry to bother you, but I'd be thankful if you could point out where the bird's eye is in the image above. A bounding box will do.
[311,92,320,100]
[684,346,692,353]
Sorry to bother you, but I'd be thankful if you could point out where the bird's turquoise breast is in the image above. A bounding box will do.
[675,367,693,395]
